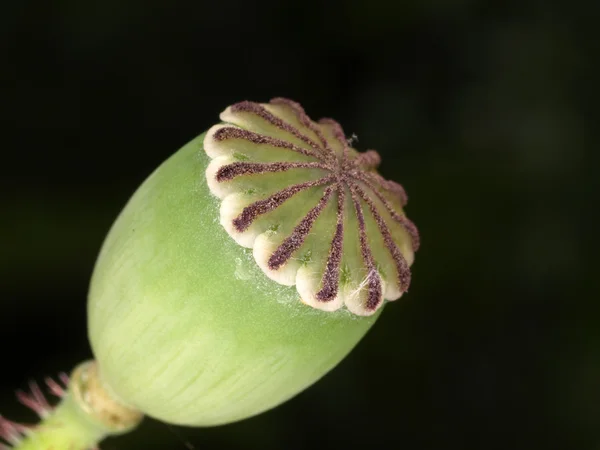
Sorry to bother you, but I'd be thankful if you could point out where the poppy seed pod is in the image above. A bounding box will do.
[87,98,419,427]
[2,98,420,450]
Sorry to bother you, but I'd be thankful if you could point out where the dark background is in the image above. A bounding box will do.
[1,1,598,449]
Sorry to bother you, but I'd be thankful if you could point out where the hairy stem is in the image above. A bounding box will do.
[4,361,143,450]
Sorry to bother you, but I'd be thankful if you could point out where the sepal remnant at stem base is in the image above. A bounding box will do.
[1,361,143,450]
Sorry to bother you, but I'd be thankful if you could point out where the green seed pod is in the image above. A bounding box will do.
[87,98,420,427]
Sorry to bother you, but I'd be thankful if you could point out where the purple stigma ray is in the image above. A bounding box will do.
[270,98,335,158]
[396,214,421,253]
[230,101,325,153]
[216,161,330,182]
[354,150,381,169]
[318,118,350,162]
[315,185,346,302]
[212,126,327,162]
[232,176,334,232]
[350,183,412,292]
[364,171,408,206]
[350,172,418,251]
[268,186,335,270]
[349,188,383,311]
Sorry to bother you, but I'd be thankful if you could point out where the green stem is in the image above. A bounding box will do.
[11,361,143,450]
[13,394,108,450]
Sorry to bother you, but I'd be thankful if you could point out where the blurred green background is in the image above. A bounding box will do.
[1,0,598,449]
